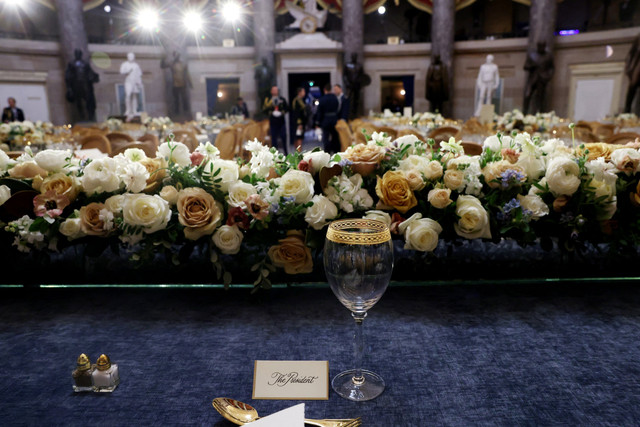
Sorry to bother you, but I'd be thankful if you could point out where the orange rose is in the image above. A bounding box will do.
[268,230,313,274]
[375,170,417,213]
[79,202,111,236]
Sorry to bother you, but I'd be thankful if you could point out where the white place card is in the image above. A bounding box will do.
[245,403,305,427]
[252,361,329,400]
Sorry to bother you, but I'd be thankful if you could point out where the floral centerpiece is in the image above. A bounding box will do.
[1,128,640,289]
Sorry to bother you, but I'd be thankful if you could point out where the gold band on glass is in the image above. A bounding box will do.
[326,219,391,245]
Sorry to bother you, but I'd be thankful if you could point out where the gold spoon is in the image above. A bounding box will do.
[211,397,361,427]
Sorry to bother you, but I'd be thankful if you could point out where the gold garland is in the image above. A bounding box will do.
[326,219,391,245]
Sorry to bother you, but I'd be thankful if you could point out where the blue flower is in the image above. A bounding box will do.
[502,198,521,214]
[338,159,353,167]
[499,169,525,189]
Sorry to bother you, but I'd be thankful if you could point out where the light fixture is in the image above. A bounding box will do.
[309,81,314,87]
[2,0,22,8]
[217,91,223,98]
[136,8,159,31]
[221,1,241,23]
[183,10,203,33]
[400,89,406,96]
[378,6,386,14]
[104,5,111,13]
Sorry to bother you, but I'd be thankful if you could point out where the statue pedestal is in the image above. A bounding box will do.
[276,32,342,51]
[478,104,495,124]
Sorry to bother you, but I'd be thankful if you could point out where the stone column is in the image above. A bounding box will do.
[431,0,455,116]
[52,0,90,68]
[253,0,276,113]
[342,0,364,118]
[527,0,558,52]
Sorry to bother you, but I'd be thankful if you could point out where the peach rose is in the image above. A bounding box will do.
[483,160,527,189]
[403,169,426,191]
[427,188,453,209]
[177,187,222,240]
[140,157,167,193]
[268,230,313,274]
[443,169,465,191]
[39,172,80,202]
[343,143,386,163]
[79,202,111,236]
[375,170,417,214]
[9,161,48,179]
[577,143,615,161]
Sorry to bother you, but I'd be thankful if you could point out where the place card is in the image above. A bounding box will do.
[252,361,329,400]
[245,403,305,426]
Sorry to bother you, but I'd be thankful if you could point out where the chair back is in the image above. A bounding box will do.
[259,120,271,147]
[215,127,237,160]
[106,132,134,153]
[397,128,425,141]
[335,119,354,152]
[375,126,397,139]
[428,126,460,144]
[137,133,159,152]
[80,134,112,155]
[460,141,482,156]
[111,142,157,158]
[606,132,640,145]
[593,123,616,141]
[172,130,199,151]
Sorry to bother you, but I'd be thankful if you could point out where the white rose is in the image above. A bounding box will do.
[157,141,191,167]
[212,225,243,255]
[0,150,16,170]
[82,158,121,195]
[59,217,86,241]
[454,195,491,239]
[443,169,465,191]
[404,218,442,252]
[303,151,331,174]
[398,212,423,235]
[516,194,549,220]
[34,149,71,172]
[394,134,421,148]
[122,194,171,234]
[423,160,444,180]
[227,181,257,208]
[610,148,640,175]
[105,194,125,214]
[516,153,546,181]
[123,148,147,162]
[483,135,512,152]
[119,161,149,193]
[363,210,391,227]
[304,194,338,230]
[204,159,239,192]
[275,169,315,204]
[398,154,430,173]
[546,156,580,196]
[159,185,179,205]
[0,184,10,206]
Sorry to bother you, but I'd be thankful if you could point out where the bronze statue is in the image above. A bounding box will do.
[343,53,370,120]
[161,51,192,118]
[426,54,449,114]
[64,49,100,122]
[254,58,274,111]
[523,41,554,115]
[624,34,640,113]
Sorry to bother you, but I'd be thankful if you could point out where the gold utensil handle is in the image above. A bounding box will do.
[304,418,361,427]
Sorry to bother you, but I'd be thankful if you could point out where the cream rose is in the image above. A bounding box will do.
[454,195,491,239]
[398,212,423,235]
[159,185,179,205]
[276,169,315,204]
[427,188,453,209]
[79,202,111,236]
[404,218,442,252]
[34,149,70,172]
[423,160,444,181]
[177,187,222,240]
[482,160,526,189]
[105,194,125,214]
[59,217,86,241]
[212,225,243,255]
[227,181,257,208]
[610,148,640,175]
[157,141,191,167]
[122,194,171,234]
[82,158,121,195]
[0,184,10,206]
[363,210,392,227]
[398,154,430,173]
[8,161,48,179]
[303,151,331,174]
[268,230,313,275]
[516,194,549,220]
[38,173,80,202]
[404,169,426,191]
[204,159,239,192]
[343,142,386,163]
[546,156,580,197]
[443,169,465,191]
[304,194,338,230]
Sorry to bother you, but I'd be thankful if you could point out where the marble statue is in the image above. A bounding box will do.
[523,41,554,115]
[426,54,449,114]
[120,52,143,121]
[624,33,640,113]
[475,54,500,116]
[64,48,100,122]
[343,53,370,120]
[285,0,328,33]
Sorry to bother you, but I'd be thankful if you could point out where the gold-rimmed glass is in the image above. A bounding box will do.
[324,219,394,401]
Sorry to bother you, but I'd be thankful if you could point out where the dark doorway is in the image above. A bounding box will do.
[288,72,331,106]
[381,75,415,113]
[206,78,240,117]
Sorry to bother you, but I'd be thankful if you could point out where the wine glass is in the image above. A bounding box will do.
[324,218,394,401]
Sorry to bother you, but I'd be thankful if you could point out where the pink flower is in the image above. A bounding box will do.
[297,160,310,172]
[226,206,251,230]
[501,148,520,164]
[33,190,70,218]
[389,212,405,235]
[190,151,205,166]
[245,194,270,221]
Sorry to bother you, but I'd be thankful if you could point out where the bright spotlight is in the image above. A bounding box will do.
[217,91,223,98]
[378,6,386,14]
[221,1,241,23]
[2,0,21,8]
[183,11,203,32]
[400,89,406,96]
[104,5,111,13]
[137,8,159,31]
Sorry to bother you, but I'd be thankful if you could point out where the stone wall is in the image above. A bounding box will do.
[0,27,637,125]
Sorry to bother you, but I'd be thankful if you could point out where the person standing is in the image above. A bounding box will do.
[426,54,449,114]
[315,83,340,154]
[290,87,308,152]
[2,97,24,123]
[262,85,289,154]
[333,84,349,121]
[230,97,249,118]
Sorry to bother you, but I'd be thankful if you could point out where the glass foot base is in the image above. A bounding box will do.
[332,369,385,401]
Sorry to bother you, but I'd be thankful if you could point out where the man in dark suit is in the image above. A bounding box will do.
[315,83,340,154]
[333,84,349,121]
[262,85,288,154]
[2,97,25,123]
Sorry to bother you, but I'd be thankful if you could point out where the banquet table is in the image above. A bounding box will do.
[1,282,640,425]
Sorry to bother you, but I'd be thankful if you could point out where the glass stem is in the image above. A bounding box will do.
[352,311,367,385]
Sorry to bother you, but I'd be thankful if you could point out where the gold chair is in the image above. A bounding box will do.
[80,134,112,155]
[106,132,134,153]
[375,126,397,139]
[215,127,237,160]
[259,120,271,147]
[111,141,157,158]
[606,132,640,145]
[335,119,355,152]
[137,133,159,152]
[460,141,482,156]
[172,130,200,151]
[593,123,616,141]
[397,128,425,141]
[428,126,460,144]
